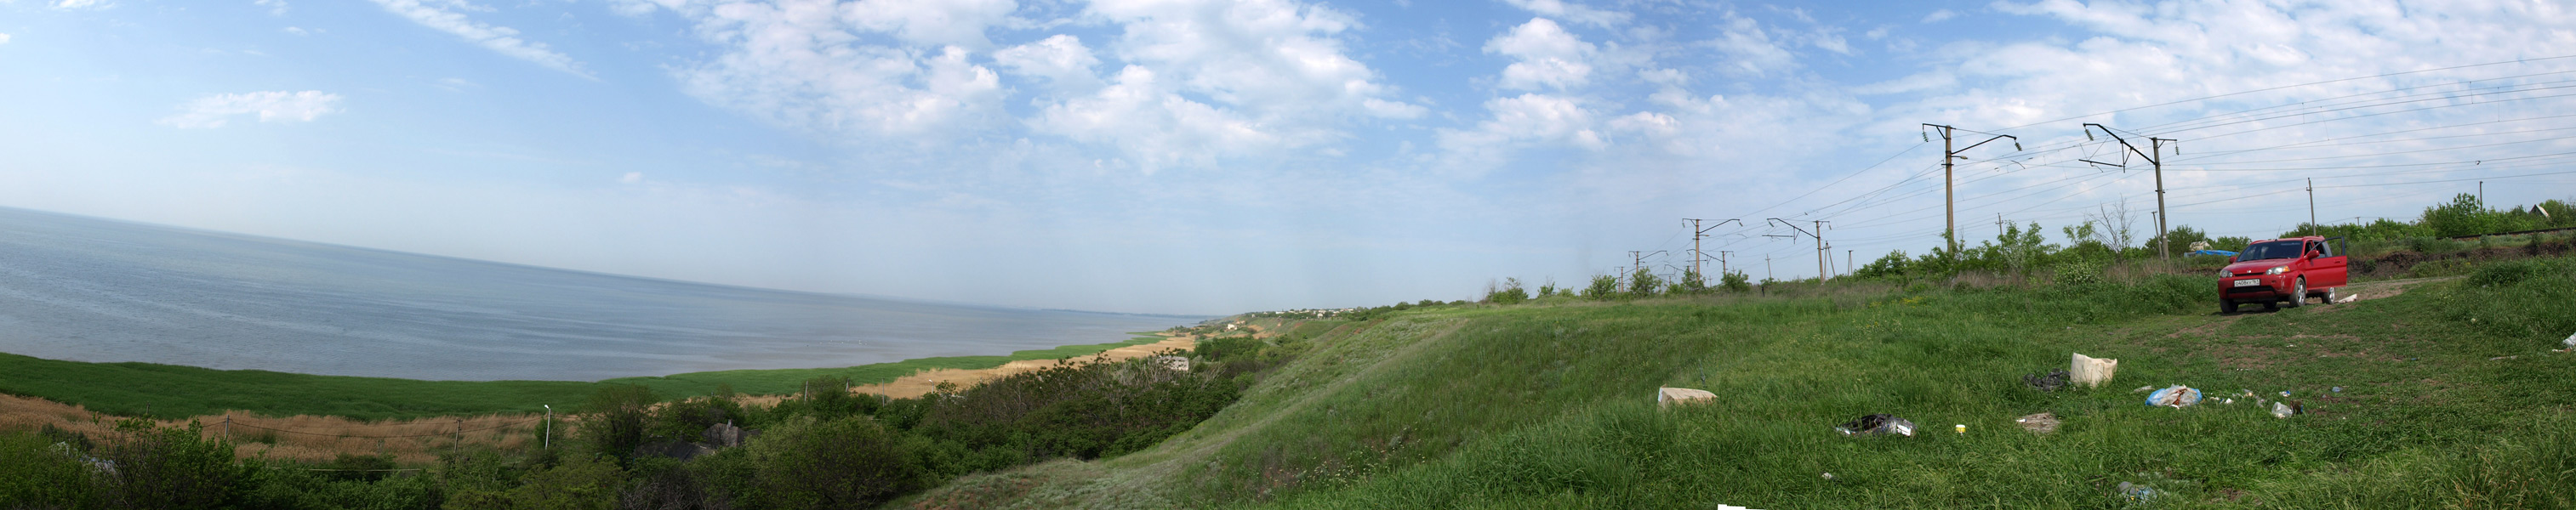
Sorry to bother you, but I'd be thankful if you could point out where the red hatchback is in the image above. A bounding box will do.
[2217,236,2349,313]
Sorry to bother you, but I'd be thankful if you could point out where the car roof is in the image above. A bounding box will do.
[2249,236,2324,243]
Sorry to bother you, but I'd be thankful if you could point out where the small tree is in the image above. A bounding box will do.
[584,384,660,463]
[1581,275,1619,299]
[1485,277,1530,304]
[1628,268,1664,298]
[1719,270,1752,292]
[1674,269,1708,294]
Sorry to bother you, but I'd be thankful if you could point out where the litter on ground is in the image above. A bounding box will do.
[2023,369,2070,392]
[2271,401,2302,418]
[2146,385,2203,407]
[2015,412,2060,434]
[2072,353,2118,388]
[1835,414,1916,437]
[1656,387,1716,408]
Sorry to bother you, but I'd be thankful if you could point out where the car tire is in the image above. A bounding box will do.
[2220,299,2238,314]
[2323,286,2339,305]
[2283,278,2305,309]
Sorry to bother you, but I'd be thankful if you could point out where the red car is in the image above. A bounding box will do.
[2217,236,2350,313]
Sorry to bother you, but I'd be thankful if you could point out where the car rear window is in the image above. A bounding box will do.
[2240,241,2304,260]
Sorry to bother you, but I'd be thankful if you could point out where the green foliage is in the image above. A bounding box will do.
[749,416,931,509]
[2442,258,2576,342]
[1718,270,1751,292]
[0,429,100,508]
[581,384,659,464]
[1673,269,1708,295]
[1627,268,1663,298]
[1582,275,1621,300]
[444,455,622,510]
[1484,277,1530,304]
[97,419,250,509]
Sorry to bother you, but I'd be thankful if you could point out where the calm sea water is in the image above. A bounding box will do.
[0,207,1195,382]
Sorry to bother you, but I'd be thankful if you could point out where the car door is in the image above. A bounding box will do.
[2315,237,2350,287]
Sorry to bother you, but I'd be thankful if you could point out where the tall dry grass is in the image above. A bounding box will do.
[0,393,569,464]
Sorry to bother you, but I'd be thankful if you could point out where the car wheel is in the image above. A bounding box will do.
[2323,286,2339,304]
[2283,278,2305,309]
[2220,299,2238,314]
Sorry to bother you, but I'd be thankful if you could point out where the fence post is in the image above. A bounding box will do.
[222,414,230,441]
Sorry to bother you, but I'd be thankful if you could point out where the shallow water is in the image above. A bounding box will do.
[0,207,1193,381]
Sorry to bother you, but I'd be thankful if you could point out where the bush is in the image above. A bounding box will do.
[97,418,248,509]
[751,416,931,510]
[1719,270,1751,292]
[0,429,100,508]
[1582,275,1621,300]
[582,384,659,464]
[444,454,623,510]
[1485,278,1530,304]
[1627,269,1663,298]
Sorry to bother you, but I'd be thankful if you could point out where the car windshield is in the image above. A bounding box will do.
[2239,241,2305,261]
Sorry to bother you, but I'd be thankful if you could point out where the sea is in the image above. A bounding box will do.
[0,207,1198,382]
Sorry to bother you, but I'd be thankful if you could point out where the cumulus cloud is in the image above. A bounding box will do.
[1487,18,1596,91]
[0,33,11,44]
[1499,0,1628,28]
[993,34,1103,93]
[255,0,288,16]
[365,0,590,78]
[1921,8,1956,23]
[618,0,1008,139]
[52,0,112,9]
[842,0,1017,48]
[156,91,344,129]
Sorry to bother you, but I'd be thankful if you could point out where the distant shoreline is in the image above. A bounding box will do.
[0,332,1188,422]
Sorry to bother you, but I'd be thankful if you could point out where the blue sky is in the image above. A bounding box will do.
[3,0,2573,314]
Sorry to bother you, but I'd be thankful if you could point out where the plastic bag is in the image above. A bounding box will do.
[2145,385,2202,407]
[2072,353,2118,388]
[1834,414,1917,437]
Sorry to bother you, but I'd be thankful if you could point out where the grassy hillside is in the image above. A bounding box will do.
[0,335,1169,421]
[914,259,2576,508]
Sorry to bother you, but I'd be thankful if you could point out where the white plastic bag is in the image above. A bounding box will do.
[2072,353,2119,388]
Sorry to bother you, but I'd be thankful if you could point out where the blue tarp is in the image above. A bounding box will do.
[2189,250,2238,257]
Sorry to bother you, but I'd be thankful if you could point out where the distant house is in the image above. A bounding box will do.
[2529,205,2552,219]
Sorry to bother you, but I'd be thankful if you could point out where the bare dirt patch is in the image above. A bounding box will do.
[817,336,1199,400]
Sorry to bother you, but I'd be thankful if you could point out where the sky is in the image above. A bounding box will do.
[2,0,2573,315]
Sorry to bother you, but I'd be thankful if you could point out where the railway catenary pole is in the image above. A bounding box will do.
[2083,123,2174,260]
[1923,124,2020,262]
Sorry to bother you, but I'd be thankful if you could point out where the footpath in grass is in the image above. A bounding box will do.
[0,335,1171,421]
[907,259,2576,508]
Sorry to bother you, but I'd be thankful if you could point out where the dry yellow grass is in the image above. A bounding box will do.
[732,335,1200,405]
[1,393,565,465]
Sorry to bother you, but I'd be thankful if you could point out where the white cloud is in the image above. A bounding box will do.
[1083,0,1422,122]
[619,172,644,184]
[365,0,590,78]
[156,91,344,129]
[52,0,112,8]
[0,33,11,44]
[1487,18,1596,91]
[623,0,1007,139]
[841,0,1017,48]
[282,26,311,36]
[1030,65,1284,173]
[1439,94,1604,162]
[255,0,288,16]
[993,34,1103,93]
[1921,8,1956,23]
[1499,0,1628,28]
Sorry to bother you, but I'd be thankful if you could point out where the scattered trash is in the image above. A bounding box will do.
[2491,355,2520,361]
[2015,412,2060,434]
[1835,414,1917,437]
[2134,385,2157,394]
[2023,369,2070,392]
[1954,424,1967,434]
[2072,353,2119,388]
[1821,473,1836,481]
[2331,386,2343,393]
[2146,385,2203,407]
[2117,482,2163,502]
[1656,387,1718,408]
[2271,401,2301,418]
[2220,398,2235,405]
[2564,332,2575,349]
[2280,390,2293,397]
[2336,294,2358,303]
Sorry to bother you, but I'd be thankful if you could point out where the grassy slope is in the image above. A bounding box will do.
[0,335,1168,421]
[915,261,2576,508]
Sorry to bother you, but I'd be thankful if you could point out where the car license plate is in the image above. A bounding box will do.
[2232,279,2258,287]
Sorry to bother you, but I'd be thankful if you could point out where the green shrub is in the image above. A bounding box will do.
[580,384,658,464]
[97,418,248,509]
[0,429,100,508]
[1582,275,1621,300]
[751,416,931,510]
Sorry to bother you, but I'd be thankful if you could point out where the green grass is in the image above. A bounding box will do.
[0,336,1171,421]
[915,261,2576,508]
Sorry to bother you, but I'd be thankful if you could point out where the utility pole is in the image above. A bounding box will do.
[1997,213,2008,237]
[1718,251,1734,275]
[1924,124,2020,261]
[1628,250,1665,289]
[2083,123,2175,260]
[1846,250,1854,277]
[1765,218,1828,281]
[2306,178,2317,235]
[1683,218,1740,280]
